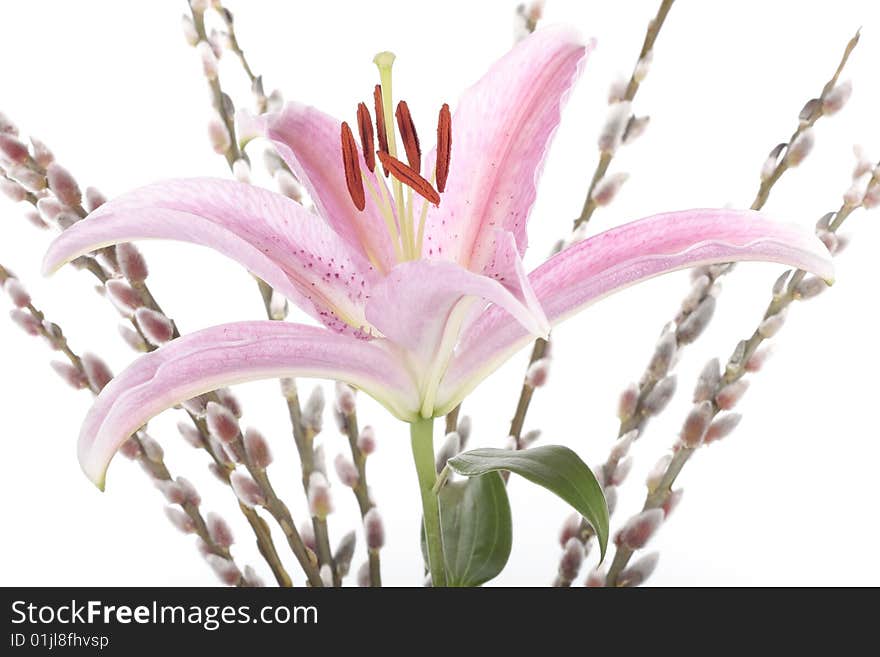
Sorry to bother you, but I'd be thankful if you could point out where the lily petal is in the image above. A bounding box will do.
[421,26,592,269]
[80,321,419,488]
[364,252,548,415]
[266,103,399,272]
[43,178,379,338]
[436,209,834,413]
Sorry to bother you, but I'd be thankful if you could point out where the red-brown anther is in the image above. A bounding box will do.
[395,101,421,172]
[436,103,451,193]
[376,151,440,206]
[373,85,389,176]
[340,122,366,211]
[356,103,376,173]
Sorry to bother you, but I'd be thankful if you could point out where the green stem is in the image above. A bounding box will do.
[410,418,447,587]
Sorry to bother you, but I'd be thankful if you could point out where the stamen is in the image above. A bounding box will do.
[361,171,404,261]
[377,151,440,206]
[373,85,389,175]
[340,122,365,211]
[395,101,421,172]
[357,102,376,173]
[436,103,452,193]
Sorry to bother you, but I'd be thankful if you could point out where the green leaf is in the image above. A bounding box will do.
[436,472,512,587]
[448,445,610,560]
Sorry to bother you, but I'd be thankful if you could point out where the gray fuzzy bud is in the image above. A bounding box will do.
[795,276,827,300]
[139,434,164,462]
[648,331,677,379]
[134,307,174,345]
[3,277,30,308]
[786,129,814,167]
[716,379,749,410]
[598,101,631,153]
[642,375,677,415]
[83,186,107,212]
[333,531,357,578]
[681,274,710,313]
[105,279,141,316]
[164,506,195,534]
[46,163,81,207]
[435,431,461,473]
[676,295,716,344]
[559,537,584,582]
[50,360,87,389]
[822,80,852,115]
[758,309,787,338]
[693,358,721,402]
[609,456,633,486]
[244,427,272,469]
[645,454,671,492]
[205,555,242,587]
[115,243,148,283]
[206,401,239,443]
[357,561,371,587]
[609,430,637,462]
[591,172,628,207]
[604,485,618,516]
[525,357,551,387]
[243,565,265,588]
[457,415,472,446]
[619,552,659,587]
[334,453,359,487]
[681,401,713,448]
[705,413,742,444]
[308,472,333,518]
[303,386,325,433]
[230,471,265,507]
[617,383,639,421]
[616,509,664,550]
[81,353,113,391]
[364,507,385,550]
[559,512,581,548]
[357,425,376,455]
[207,512,234,548]
[772,270,792,298]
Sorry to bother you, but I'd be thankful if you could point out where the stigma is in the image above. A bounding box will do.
[339,51,452,262]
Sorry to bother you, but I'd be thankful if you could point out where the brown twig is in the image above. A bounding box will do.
[506,0,676,447]
[604,179,871,586]
[0,265,254,587]
[338,402,382,586]
[1,127,300,587]
[551,29,860,586]
[574,0,675,230]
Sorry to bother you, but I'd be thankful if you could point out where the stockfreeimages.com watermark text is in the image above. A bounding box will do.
[10,599,317,632]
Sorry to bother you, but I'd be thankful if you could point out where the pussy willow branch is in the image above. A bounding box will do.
[0,264,256,587]
[551,29,860,586]
[575,0,674,230]
[0,134,307,587]
[188,0,342,585]
[189,3,242,168]
[507,0,675,446]
[604,178,873,586]
[338,403,382,586]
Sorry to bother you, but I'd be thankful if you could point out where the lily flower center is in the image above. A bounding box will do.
[340,51,451,263]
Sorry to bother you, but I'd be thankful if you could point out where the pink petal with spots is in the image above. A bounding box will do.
[43,178,379,337]
[435,209,834,413]
[266,103,400,272]
[78,321,419,488]
[421,26,591,269]
[365,253,548,414]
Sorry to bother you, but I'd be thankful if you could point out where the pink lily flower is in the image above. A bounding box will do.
[43,26,833,489]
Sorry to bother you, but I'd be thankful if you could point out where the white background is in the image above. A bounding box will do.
[1,0,879,587]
